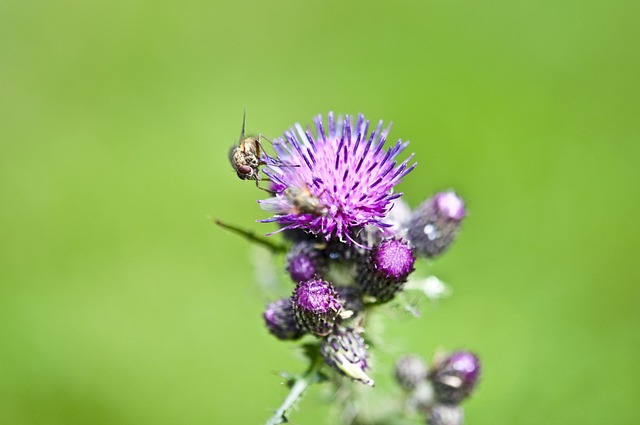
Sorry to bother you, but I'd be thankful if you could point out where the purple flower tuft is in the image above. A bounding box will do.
[356,238,416,303]
[291,278,342,336]
[263,298,305,341]
[434,192,466,221]
[259,113,416,245]
[373,238,416,279]
[429,351,481,405]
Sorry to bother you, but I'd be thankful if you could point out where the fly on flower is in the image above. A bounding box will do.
[259,178,328,217]
[259,113,417,245]
[229,111,274,193]
[284,184,328,216]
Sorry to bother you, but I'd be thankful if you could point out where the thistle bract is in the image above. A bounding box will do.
[259,113,416,244]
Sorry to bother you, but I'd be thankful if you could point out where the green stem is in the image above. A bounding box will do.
[265,353,324,425]
[211,218,288,254]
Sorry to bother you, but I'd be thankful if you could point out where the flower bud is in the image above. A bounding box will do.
[407,191,465,258]
[320,327,373,386]
[395,354,428,391]
[286,241,327,282]
[429,351,480,405]
[291,278,342,336]
[356,238,415,303]
[427,404,464,425]
[263,298,305,340]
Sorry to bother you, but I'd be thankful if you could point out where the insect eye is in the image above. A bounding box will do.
[238,164,253,175]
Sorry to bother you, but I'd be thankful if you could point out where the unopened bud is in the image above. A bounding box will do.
[320,327,373,386]
[357,238,415,303]
[291,278,341,336]
[407,191,465,258]
[430,351,480,405]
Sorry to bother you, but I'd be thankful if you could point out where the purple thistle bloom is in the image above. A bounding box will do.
[259,113,417,245]
[291,278,342,336]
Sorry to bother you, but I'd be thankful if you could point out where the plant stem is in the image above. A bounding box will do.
[211,218,288,254]
[265,352,325,425]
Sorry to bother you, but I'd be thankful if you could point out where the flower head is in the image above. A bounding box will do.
[320,326,373,386]
[407,191,466,258]
[356,238,416,303]
[291,278,342,336]
[260,113,416,244]
[429,351,481,405]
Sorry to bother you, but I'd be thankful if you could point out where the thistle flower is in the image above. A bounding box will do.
[291,278,342,336]
[259,113,416,245]
[429,351,481,405]
[320,326,373,386]
[407,191,466,258]
[356,238,416,303]
[263,298,305,341]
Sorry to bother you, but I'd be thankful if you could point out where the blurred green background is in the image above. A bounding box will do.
[1,0,638,424]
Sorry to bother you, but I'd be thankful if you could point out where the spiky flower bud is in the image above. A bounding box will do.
[320,327,373,386]
[291,278,342,336]
[430,351,481,405]
[286,241,327,282]
[407,191,466,258]
[263,298,305,341]
[395,354,428,391]
[356,238,415,303]
[427,404,464,425]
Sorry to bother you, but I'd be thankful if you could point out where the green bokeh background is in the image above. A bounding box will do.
[1,0,638,424]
